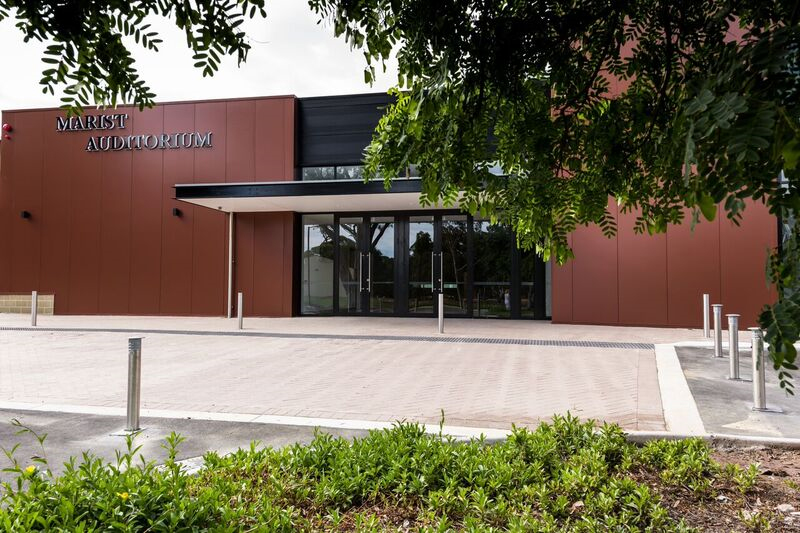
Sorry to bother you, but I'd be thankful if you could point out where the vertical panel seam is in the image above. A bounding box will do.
[189,105,196,315]
[570,234,574,323]
[615,202,620,325]
[665,222,670,325]
[158,107,166,314]
[190,105,197,314]
[718,208,723,305]
[97,150,104,312]
[225,103,231,314]
[158,107,168,313]
[126,110,134,314]
[65,119,73,311]
[252,100,256,182]
[38,113,45,295]
[285,214,292,316]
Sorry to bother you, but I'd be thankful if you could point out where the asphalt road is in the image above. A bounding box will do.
[0,409,369,484]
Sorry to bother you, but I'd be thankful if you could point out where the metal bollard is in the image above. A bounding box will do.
[749,328,767,411]
[712,304,723,358]
[126,338,142,431]
[727,314,740,380]
[31,290,38,327]
[237,292,243,330]
[702,293,710,338]
[438,293,444,334]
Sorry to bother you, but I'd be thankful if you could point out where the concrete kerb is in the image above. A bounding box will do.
[0,401,510,441]
[653,343,706,435]
[4,400,800,452]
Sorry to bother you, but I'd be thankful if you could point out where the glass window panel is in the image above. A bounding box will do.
[472,220,512,318]
[441,215,468,313]
[369,216,395,313]
[301,214,335,315]
[520,248,538,318]
[545,259,552,318]
[302,167,335,180]
[338,217,362,313]
[335,165,365,180]
[408,216,434,314]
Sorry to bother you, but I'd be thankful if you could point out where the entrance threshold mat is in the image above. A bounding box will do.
[0,326,654,350]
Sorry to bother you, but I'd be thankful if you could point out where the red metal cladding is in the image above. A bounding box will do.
[552,200,778,328]
[0,96,297,316]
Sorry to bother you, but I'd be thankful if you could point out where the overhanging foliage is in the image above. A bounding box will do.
[310,0,800,392]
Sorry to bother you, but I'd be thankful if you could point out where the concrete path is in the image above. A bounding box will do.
[0,315,680,431]
[0,313,699,343]
[676,346,800,439]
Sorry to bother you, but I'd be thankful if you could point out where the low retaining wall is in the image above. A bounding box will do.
[0,294,54,315]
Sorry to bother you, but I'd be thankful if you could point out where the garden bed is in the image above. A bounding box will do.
[1,415,798,531]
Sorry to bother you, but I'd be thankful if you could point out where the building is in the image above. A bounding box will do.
[0,93,777,326]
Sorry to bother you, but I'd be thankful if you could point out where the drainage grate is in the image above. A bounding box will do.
[0,326,654,350]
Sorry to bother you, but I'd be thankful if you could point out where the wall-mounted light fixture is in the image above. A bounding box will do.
[20,210,31,219]
[172,207,182,217]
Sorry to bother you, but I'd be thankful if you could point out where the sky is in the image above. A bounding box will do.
[0,0,399,111]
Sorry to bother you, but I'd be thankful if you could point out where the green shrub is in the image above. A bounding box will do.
[638,438,720,495]
[1,414,739,531]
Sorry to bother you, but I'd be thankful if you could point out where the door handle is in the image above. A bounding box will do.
[358,252,364,292]
[431,252,435,293]
[368,252,373,292]
[439,253,444,291]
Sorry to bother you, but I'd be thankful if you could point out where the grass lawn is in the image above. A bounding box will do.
[1,415,798,531]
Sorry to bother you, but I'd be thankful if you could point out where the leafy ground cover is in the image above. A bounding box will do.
[1,415,798,531]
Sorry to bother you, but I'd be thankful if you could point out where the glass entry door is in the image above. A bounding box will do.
[319,212,547,319]
[408,216,436,314]
[406,214,469,317]
[367,217,396,313]
[336,215,396,315]
[440,215,469,315]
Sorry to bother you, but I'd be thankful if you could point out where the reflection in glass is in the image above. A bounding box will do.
[301,215,335,314]
[408,216,434,313]
[472,220,512,318]
[302,167,335,180]
[520,248,538,318]
[369,217,395,313]
[338,217,362,313]
[441,215,468,313]
[520,248,552,319]
[545,259,552,317]
[336,166,365,180]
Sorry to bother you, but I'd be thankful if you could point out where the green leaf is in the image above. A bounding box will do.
[698,194,717,222]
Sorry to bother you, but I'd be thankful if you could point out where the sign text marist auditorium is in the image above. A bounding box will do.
[56,113,213,153]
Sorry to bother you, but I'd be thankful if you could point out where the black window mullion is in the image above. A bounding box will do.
[511,240,521,319]
[533,253,546,320]
[333,213,340,315]
[466,215,474,317]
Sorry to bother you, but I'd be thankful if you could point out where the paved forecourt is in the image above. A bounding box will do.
[0,315,691,432]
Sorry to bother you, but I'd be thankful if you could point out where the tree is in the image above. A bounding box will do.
[0,0,265,112]
[2,0,798,389]
[309,0,800,392]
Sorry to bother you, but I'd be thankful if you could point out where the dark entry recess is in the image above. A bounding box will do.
[300,211,550,319]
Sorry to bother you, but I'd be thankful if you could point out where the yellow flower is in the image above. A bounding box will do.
[117,492,129,501]
[24,465,35,475]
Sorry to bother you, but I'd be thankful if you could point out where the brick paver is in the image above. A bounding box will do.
[0,315,681,430]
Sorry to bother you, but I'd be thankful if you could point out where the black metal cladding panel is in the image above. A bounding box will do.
[298,93,394,167]
[175,178,422,199]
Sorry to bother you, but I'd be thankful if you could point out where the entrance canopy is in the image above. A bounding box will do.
[175,179,448,213]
